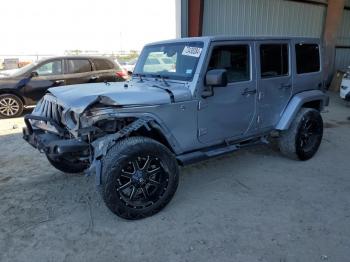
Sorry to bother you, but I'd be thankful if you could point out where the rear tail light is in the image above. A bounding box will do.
[116,70,129,80]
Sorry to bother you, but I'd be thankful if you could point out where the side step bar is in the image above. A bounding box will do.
[177,137,267,166]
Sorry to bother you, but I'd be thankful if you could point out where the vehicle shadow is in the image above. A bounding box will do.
[23,107,34,115]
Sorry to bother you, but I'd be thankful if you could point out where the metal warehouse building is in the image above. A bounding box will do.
[176,0,350,80]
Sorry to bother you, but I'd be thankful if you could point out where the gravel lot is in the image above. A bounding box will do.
[0,93,349,262]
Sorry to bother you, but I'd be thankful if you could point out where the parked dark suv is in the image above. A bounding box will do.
[0,56,127,118]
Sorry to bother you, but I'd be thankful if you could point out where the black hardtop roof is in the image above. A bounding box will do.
[147,35,321,46]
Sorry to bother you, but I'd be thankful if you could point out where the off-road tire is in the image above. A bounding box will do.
[0,94,24,118]
[46,155,89,174]
[278,108,323,161]
[100,136,179,220]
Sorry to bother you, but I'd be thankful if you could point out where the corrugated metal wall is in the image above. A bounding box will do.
[180,0,188,38]
[335,49,350,70]
[337,9,350,46]
[179,0,350,70]
[335,8,350,70]
[202,0,326,37]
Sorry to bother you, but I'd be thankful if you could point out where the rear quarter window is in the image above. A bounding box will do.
[295,43,320,74]
[93,58,115,71]
[67,59,92,74]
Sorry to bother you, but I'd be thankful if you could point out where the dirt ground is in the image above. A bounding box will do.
[0,93,349,262]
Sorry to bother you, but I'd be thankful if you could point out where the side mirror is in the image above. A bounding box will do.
[202,69,228,98]
[30,71,39,78]
[205,69,228,87]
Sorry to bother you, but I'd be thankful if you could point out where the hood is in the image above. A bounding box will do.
[0,76,24,89]
[48,80,192,114]
[0,69,20,78]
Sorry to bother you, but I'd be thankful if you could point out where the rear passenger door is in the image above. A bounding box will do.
[293,40,322,93]
[91,58,117,82]
[64,58,96,85]
[257,42,292,129]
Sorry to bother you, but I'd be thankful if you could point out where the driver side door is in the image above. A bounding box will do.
[197,42,257,145]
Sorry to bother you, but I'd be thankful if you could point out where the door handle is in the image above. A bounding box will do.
[279,84,292,89]
[241,88,257,96]
[90,76,99,80]
[54,80,65,85]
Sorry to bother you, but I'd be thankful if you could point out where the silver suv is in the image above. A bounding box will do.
[23,36,329,220]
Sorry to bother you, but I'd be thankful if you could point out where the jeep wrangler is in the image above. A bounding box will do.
[23,37,329,220]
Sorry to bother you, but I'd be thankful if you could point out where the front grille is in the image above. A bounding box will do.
[33,94,64,125]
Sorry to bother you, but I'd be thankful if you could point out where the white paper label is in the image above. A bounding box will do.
[182,46,202,57]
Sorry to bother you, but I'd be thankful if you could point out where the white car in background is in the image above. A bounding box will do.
[143,55,176,73]
[0,68,20,78]
[340,67,350,101]
[123,59,137,73]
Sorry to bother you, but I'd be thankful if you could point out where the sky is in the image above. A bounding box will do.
[0,0,176,55]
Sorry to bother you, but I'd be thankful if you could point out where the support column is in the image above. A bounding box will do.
[323,0,345,85]
[176,0,182,38]
[188,0,204,37]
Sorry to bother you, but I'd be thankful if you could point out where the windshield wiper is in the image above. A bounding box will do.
[132,73,146,82]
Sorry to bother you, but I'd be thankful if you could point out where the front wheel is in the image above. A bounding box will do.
[100,136,179,220]
[278,108,323,160]
[0,94,24,118]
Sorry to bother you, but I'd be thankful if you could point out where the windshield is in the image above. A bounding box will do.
[133,41,204,81]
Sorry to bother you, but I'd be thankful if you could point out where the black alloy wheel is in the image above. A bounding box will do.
[100,136,179,219]
[279,108,323,160]
[296,116,323,156]
[100,136,179,220]
[116,155,169,209]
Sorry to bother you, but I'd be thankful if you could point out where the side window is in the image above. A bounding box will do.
[67,59,92,74]
[36,60,62,76]
[260,44,289,78]
[295,43,320,74]
[208,45,250,83]
[93,59,115,71]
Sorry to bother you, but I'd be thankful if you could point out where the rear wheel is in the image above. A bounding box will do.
[100,136,179,220]
[46,155,89,174]
[0,94,23,118]
[278,108,323,160]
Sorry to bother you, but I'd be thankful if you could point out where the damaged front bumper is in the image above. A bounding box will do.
[23,113,154,184]
[23,114,90,158]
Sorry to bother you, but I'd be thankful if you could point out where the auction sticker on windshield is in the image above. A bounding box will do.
[182,46,202,57]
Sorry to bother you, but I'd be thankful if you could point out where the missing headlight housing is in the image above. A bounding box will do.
[64,110,79,130]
